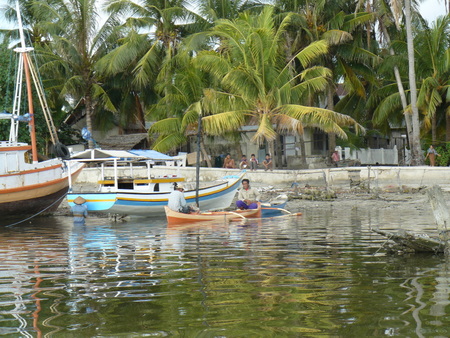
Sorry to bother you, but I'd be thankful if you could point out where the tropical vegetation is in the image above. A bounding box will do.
[0,0,449,166]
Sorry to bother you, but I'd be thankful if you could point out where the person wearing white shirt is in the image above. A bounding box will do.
[236,179,260,209]
[168,184,192,213]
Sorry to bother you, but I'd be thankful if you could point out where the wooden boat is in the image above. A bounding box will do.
[0,1,84,218]
[67,152,245,216]
[165,205,261,225]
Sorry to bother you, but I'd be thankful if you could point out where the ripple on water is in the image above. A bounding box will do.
[0,210,449,336]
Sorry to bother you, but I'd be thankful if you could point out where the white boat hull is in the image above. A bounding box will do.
[67,175,242,216]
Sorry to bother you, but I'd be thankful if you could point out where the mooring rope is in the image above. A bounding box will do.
[5,193,67,228]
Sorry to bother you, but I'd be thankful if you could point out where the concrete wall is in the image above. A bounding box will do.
[344,146,411,165]
[74,165,450,191]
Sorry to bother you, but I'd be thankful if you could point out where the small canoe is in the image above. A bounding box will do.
[164,205,261,225]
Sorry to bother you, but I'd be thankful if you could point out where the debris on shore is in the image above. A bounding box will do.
[372,185,450,255]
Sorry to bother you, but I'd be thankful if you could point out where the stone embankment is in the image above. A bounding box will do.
[73,165,450,192]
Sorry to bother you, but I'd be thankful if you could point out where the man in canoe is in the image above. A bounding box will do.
[168,184,194,214]
[236,179,260,209]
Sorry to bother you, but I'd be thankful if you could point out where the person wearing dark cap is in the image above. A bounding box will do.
[71,196,88,224]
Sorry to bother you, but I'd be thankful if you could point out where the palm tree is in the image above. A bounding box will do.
[356,0,424,164]
[193,0,263,22]
[273,0,377,162]
[31,0,122,148]
[102,0,201,107]
[148,49,210,154]
[194,6,364,167]
[415,15,450,143]
[404,0,423,164]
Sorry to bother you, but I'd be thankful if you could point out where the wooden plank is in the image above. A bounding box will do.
[372,228,444,253]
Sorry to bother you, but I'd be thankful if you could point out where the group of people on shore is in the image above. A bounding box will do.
[223,153,273,171]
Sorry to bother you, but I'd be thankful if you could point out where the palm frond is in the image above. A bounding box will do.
[372,92,403,126]
[322,29,353,46]
[149,117,182,135]
[92,83,117,113]
[294,40,329,68]
[181,102,202,129]
[132,42,162,89]
[251,113,277,144]
[202,111,247,135]
[151,132,187,153]
[280,104,365,138]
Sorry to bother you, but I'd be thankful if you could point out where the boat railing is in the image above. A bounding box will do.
[0,141,29,147]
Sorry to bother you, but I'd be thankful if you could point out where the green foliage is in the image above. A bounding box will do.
[435,144,450,167]
[0,40,14,113]
[1,0,447,159]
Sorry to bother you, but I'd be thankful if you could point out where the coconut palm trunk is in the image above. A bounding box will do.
[298,133,307,167]
[268,141,275,169]
[85,93,95,149]
[404,0,423,165]
[432,115,437,144]
[379,22,413,148]
[327,86,336,162]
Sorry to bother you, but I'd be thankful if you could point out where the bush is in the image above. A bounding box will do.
[434,144,450,166]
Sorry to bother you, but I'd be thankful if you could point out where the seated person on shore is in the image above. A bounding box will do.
[249,154,258,171]
[262,154,273,171]
[236,179,261,210]
[331,150,340,167]
[223,153,236,168]
[168,184,194,214]
[71,196,88,224]
[239,155,248,169]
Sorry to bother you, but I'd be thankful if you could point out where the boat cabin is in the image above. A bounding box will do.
[66,149,186,193]
[98,176,185,193]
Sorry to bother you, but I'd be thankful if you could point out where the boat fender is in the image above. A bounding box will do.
[54,142,71,159]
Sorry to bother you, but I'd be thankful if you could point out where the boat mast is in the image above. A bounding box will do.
[14,0,38,162]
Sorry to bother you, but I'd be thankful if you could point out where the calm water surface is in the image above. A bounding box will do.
[1,204,449,337]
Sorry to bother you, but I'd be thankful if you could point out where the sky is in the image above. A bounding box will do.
[420,0,448,23]
[0,0,448,31]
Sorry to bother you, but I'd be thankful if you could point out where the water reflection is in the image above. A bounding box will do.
[0,209,449,336]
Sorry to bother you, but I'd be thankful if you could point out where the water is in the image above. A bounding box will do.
[1,205,449,337]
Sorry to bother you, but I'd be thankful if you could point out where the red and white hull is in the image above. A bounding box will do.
[0,145,84,217]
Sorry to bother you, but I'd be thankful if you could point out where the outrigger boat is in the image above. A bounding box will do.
[164,204,261,225]
[66,149,243,216]
[261,194,288,217]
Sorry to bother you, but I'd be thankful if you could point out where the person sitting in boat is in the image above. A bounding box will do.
[239,155,248,169]
[236,179,261,210]
[223,153,236,168]
[168,184,194,214]
[71,196,88,224]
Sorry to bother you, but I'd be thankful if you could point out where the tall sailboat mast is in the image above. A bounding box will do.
[14,0,38,162]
